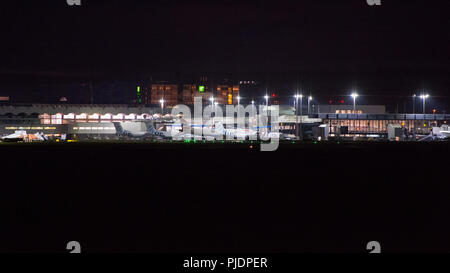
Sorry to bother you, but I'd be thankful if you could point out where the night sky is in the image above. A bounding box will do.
[0,0,449,107]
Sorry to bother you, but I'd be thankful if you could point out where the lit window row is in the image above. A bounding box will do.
[335,110,363,114]
[5,127,56,130]
[73,127,115,130]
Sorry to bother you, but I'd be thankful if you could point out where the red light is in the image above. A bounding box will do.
[341,100,345,104]
[272,93,276,97]
[329,100,333,104]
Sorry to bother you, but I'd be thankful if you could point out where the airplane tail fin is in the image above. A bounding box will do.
[215,122,225,134]
[179,118,190,125]
[145,122,158,134]
[35,132,45,141]
[113,122,125,135]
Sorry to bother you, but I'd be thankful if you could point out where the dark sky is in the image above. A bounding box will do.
[0,0,449,105]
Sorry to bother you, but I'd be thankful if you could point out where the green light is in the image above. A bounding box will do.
[137,86,140,92]
[199,85,205,92]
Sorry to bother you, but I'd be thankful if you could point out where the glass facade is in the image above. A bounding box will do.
[326,119,434,135]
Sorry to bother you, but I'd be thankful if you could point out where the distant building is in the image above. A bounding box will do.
[0,96,10,105]
[216,84,239,105]
[182,84,195,105]
[151,83,178,106]
[182,84,212,105]
[318,105,386,114]
[135,84,150,105]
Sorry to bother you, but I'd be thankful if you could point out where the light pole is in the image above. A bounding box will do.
[420,94,429,114]
[296,94,303,140]
[264,95,269,120]
[412,94,417,139]
[299,94,303,119]
[236,96,241,122]
[264,95,269,137]
[308,96,312,116]
[210,97,215,119]
[159,99,165,115]
[294,95,299,138]
[264,95,269,110]
[420,94,429,134]
[351,93,358,114]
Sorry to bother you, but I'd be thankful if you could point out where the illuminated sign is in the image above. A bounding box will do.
[199,85,205,92]
[137,86,142,103]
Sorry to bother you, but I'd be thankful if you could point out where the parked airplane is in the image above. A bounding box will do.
[214,122,258,140]
[1,131,47,142]
[1,130,28,142]
[434,125,450,140]
[213,122,293,140]
[113,122,179,140]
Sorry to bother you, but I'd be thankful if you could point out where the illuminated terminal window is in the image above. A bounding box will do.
[336,110,363,114]
[73,127,115,131]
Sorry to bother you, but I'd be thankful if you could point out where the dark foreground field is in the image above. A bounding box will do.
[1,141,450,252]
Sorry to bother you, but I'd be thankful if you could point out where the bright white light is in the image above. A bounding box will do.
[214,102,218,105]
[251,100,254,104]
[420,94,429,99]
[237,96,241,100]
[264,95,269,99]
[210,97,214,102]
[308,96,312,100]
[160,99,164,103]
[351,93,358,98]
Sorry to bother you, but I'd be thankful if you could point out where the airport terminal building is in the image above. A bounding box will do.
[1,103,449,140]
[0,104,162,138]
